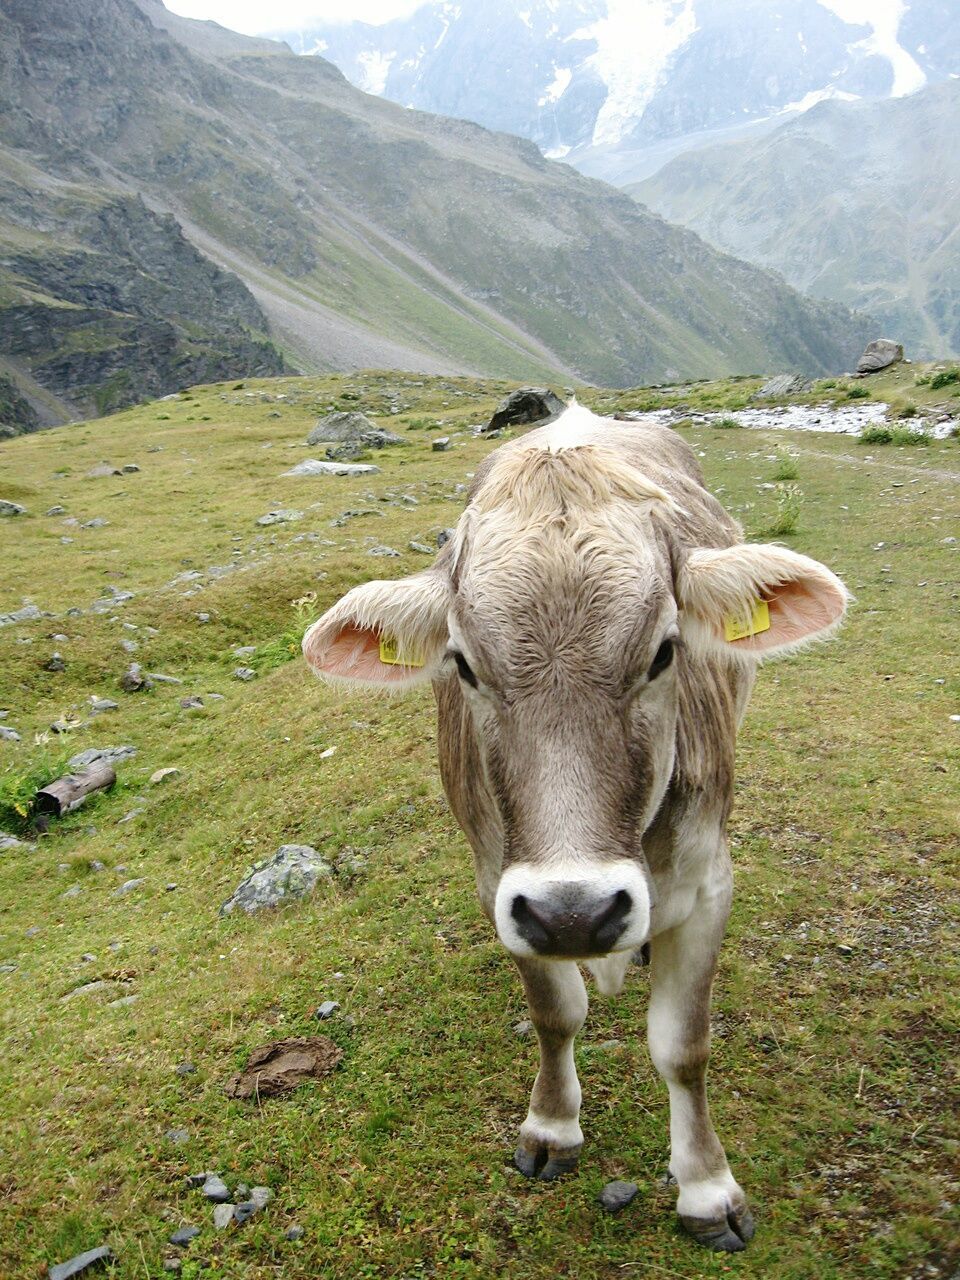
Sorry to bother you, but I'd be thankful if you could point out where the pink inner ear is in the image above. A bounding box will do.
[727,576,846,654]
[307,623,417,684]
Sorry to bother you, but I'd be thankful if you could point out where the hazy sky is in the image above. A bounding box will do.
[164,0,425,30]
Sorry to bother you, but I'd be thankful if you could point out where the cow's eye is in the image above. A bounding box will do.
[648,638,675,680]
[453,651,478,688]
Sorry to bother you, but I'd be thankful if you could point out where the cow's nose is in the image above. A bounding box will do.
[510,888,633,957]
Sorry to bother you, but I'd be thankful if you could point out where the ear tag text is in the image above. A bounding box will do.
[379,634,425,668]
[723,599,771,643]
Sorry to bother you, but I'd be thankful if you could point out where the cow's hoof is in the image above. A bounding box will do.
[514,1143,580,1182]
[679,1205,755,1252]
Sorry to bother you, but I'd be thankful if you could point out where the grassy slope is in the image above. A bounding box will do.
[0,373,957,1280]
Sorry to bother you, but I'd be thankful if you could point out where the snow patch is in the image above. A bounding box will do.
[538,66,572,107]
[780,86,861,113]
[544,143,571,159]
[574,0,698,148]
[355,49,396,96]
[817,0,927,96]
[519,10,532,28]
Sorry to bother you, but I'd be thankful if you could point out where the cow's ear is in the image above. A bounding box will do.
[303,567,450,689]
[676,543,849,660]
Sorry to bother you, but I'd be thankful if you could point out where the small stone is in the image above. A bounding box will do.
[61,885,82,899]
[150,768,181,784]
[68,745,136,769]
[120,663,151,692]
[183,1171,217,1188]
[0,831,31,850]
[162,1261,181,1273]
[166,882,178,892]
[176,1061,196,1076]
[256,509,303,526]
[233,667,256,681]
[315,1000,340,1020]
[432,437,450,451]
[48,1246,114,1279]
[220,844,332,915]
[196,613,211,623]
[837,943,854,955]
[513,1019,533,1038]
[115,878,145,895]
[213,1203,236,1229]
[284,1226,304,1241]
[165,1128,190,1144]
[46,505,66,516]
[89,696,119,713]
[202,1174,231,1203]
[408,541,434,554]
[0,499,27,516]
[81,517,108,529]
[232,1201,258,1225]
[367,544,400,557]
[121,464,140,473]
[180,696,203,709]
[0,726,21,742]
[87,464,121,478]
[283,459,379,477]
[250,1186,273,1209]
[108,994,139,1007]
[598,1180,639,1213]
[89,860,105,872]
[45,652,66,672]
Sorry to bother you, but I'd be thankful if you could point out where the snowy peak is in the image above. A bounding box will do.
[267,0,957,181]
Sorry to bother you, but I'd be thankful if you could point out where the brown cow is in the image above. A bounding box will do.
[303,403,848,1251]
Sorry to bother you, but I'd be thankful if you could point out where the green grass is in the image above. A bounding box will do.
[859,425,931,446]
[0,373,958,1279]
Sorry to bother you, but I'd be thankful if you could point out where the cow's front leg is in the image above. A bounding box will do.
[647,883,754,1251]
[513,956,588,1181]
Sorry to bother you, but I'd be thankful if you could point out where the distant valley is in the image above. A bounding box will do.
[0,0,874,431]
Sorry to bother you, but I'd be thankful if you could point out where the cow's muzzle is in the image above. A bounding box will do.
[494,862,651,960]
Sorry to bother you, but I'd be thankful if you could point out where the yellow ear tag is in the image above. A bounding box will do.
[378,634,425,668]
[724,599,771,643]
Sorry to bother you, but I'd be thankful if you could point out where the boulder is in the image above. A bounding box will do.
[283,459,380,477]
[219,844,333,915]
[755,374,809,398]
[307,411,376,445]
[0,499,26,517]
[485,387,566,433]
[856,339,904,375]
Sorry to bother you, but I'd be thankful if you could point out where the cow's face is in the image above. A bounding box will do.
[303,445,848,961]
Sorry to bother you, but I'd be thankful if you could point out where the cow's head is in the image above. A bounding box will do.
[303,442,847,960]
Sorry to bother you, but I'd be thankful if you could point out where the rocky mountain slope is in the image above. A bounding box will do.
[277,0,960,186]
[632,78,960,359]
[0,0,874,432]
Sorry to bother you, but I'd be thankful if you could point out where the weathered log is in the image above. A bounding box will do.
[35,763,116,817]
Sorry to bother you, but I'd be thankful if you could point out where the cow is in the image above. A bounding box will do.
[302,402,848,1252]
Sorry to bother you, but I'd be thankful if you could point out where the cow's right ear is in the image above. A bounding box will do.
[302,567,450,690]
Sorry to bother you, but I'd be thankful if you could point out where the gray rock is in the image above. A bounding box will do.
[598,1180,639,1213]
[232,1202,258,1225]
[284,1226,304,1241]
[1,831,33,851]
[256,509,303,526]
[61,885,82,899]
[166,1128,190,1144]
[315,1000,340,1020]
[121,464,140,473]
[81,518,109,529]
[856,338,904,374]
[147,673,183,685]
[46,505,66,516]
[250,1186,273,1209]
[432,437,450,451]
[180,696,204,709]
[367,545,400,557]
[46,652,66,672]
[108,994,139,1007]
[168,1226,200,1247]
[756,374,809,398]
[89,696,119,713]
[87,464,121,478]
[233,646,256,657]
[233,667,257,681]
[0,725,21,742]
[0,499,26,516]
[408,541,434,555]
[220,844,333,916]
[307,410,375,445]
[48,1246,114,1279]
[486,387,565,432]
[0,604,40,628]
[115,878,145,895]
[68,745,136,769]
[163,1260,181,1273]
[184,1171,218,1189]
[513,1019,533,1038]
[283,459,380,477]
[202,1174,231,1203]
[213,1203,236,1229]
[176,1061,196,1076]
[60,980,114,1002]
[120,663,151,692]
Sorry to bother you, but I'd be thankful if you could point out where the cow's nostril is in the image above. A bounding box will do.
[590,888,632,952]
[511,894,553,951]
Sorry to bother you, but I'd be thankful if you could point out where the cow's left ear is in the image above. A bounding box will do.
[676,543,849,660]
[303,566,450,689]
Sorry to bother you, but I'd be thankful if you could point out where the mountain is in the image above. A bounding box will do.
[632,79,960,358]
[273,0,960,186]
[0,0,873,432]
